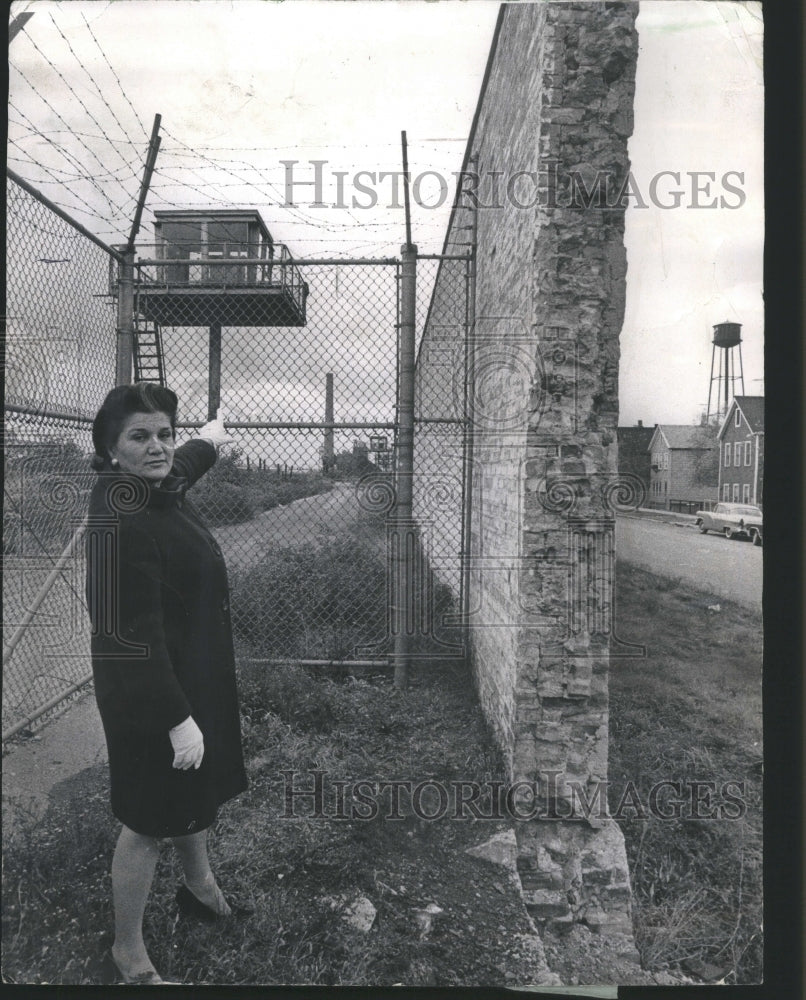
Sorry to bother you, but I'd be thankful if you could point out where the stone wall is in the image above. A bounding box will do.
[413,1,641,944]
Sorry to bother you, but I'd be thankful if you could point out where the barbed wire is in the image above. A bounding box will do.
[8,121,148,186]
[7,79,134,225]
[80,9,150,141]
[49,13,145,157]
[7,102,131,230]
[14,31,140,185]
[159,126,371,232]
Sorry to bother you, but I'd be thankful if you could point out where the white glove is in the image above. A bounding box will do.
[169,716,204,770]
[198,409,234,447]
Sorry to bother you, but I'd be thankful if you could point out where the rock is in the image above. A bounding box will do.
[413,902,444,939]
[322,893,377,933]
[465,828,519,876]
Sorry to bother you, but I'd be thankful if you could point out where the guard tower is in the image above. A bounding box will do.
[133,209,308,417]
[706,321,745,422]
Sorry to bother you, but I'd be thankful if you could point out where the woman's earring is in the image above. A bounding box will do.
[110,457,120,469]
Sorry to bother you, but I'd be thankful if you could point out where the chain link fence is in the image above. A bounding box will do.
[133,251,403,664]
[4,177,117,736]
[413,256,472,645]
[5,184,474,735]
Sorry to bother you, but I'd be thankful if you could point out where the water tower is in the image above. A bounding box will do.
[706,321,745,421]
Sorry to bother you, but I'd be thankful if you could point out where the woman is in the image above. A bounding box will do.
[85,383,248,985]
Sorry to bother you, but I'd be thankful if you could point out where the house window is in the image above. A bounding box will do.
[724,444,731,467]
[742,483,750,503]
[733,442,742,466]
[744,441,752,466]
[664,481,667,494]
[722,483,731,500]
[732,483,739,501]
[735,408,741,427]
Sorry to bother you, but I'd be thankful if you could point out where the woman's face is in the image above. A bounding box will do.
[110,411,175,482]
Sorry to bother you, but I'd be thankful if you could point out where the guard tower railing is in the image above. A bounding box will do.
[129,243,309,326]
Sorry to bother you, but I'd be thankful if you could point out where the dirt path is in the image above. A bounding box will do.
[212,482,368,572]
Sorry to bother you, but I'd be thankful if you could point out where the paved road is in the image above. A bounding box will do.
[616,514,762,610]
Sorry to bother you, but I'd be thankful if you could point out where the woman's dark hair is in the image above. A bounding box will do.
[91,383,179,470]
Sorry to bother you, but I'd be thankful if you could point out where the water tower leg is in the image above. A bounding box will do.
[723,347,730,417]
[737,343,745,396]
[208,323,221,421]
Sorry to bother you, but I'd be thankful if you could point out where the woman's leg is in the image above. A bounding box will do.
[111,825,160,977]
[171,829,231,916]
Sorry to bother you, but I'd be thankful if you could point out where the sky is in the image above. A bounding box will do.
[7,0,764,428]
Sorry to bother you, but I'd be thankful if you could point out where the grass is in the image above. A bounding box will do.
[609,564,763,984]
[2,662,547,986]
[1,562,762,986]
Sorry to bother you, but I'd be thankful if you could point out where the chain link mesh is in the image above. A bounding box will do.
[4,179,116,736]
[134,254,402,663]
[413,257,470,605]
[4,180,472,735]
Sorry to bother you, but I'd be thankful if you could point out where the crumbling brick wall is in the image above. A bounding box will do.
[414,1,640,946]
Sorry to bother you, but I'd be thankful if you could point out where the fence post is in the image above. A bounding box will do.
[393,244,417,689]
[116,248,135,385]
[461,160,479,628]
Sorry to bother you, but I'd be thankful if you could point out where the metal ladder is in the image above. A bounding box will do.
[133,320,166,385]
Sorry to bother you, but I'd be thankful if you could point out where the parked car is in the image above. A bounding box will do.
[695,502,763,545]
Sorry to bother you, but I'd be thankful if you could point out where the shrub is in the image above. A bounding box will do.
[189,450,333,526]
[230,521,462,665]
[192,480,255,526]
[230,529,387,660]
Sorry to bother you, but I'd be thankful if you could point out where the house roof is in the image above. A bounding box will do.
[617,425,655,444]
[648,425,717,451]
[727,396,765,435]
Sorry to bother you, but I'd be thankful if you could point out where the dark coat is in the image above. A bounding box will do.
[85,439,247,837]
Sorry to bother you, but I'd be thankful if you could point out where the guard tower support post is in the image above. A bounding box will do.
[323,373,335,473]
[208,323,222,421]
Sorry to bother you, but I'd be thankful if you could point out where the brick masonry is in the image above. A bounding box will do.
[414,2,641,945]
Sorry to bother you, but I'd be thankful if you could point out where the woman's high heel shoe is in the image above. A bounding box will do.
[176,882,253,922]
[101,951,180,986]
